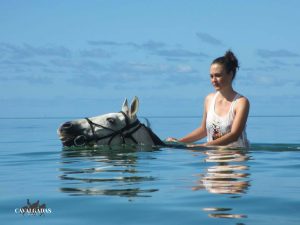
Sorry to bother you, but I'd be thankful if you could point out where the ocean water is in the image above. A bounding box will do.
[1,116,300,225]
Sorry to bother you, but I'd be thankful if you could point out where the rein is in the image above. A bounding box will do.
[74,111,165,147]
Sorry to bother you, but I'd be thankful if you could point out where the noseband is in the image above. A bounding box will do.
[78,111,142,146]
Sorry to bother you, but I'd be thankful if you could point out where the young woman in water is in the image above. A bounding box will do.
[167,50,249,148]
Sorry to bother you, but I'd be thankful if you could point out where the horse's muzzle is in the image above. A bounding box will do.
[58,122,77,147]
[58,121,91,147]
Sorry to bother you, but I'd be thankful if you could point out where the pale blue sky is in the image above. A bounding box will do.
[1,0,299,117]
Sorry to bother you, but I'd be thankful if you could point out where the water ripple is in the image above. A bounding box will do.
[59,147,159,197]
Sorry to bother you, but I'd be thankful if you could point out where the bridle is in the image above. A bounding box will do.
[74,111,145,146]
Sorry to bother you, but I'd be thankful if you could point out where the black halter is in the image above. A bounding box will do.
[72,111,165,147]
[81,111,143,146]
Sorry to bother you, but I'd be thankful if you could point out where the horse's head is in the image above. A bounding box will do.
[57,97,141,147]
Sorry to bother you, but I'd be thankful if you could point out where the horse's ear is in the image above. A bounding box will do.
[122,98,129,115]
[130,96,139,118]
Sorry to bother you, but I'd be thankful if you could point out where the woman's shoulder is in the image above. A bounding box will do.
[236,94,250,104]
[205,92,216,101]
[203,92,216,109]
[235,94,250,110]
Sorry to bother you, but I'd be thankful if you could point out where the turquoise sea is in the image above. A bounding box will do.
[1,116,300,225]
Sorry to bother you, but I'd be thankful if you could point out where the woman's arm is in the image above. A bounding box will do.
[178,125,206,143]
[203,97,250,146]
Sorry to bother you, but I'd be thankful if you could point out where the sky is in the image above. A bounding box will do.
[1,0,300,118]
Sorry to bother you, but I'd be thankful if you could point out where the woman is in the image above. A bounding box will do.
[167,50,249,148]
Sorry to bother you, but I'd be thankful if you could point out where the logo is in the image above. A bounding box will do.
[15,199,52,216]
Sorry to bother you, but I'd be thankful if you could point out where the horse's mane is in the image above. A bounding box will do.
[141,117,151,129]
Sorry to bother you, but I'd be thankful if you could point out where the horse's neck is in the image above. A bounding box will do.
[134,125,155,145]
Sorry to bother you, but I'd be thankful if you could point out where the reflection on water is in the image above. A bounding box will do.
[203,207,247,219]
[59,145,159,197]
[192,148,251,220]
[59,144,252,220]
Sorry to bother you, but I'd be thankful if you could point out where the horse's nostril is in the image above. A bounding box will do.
[74,135,86,146]
[61,122,73,130]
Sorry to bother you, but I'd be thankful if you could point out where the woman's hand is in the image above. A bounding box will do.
[165,137,178,142]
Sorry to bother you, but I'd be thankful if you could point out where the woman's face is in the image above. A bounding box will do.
[210,63,233,91]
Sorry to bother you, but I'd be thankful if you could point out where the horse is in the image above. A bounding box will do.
[57,97,165,148]
[20,200,39,215]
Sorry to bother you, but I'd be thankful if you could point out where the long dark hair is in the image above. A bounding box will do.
[212,50,239,80]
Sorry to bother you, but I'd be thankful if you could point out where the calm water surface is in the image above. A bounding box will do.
[1,117,300,225]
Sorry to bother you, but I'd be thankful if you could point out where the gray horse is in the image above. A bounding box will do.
[57,97,165,148]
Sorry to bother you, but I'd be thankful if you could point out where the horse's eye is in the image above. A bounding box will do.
[106,117,116,124]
